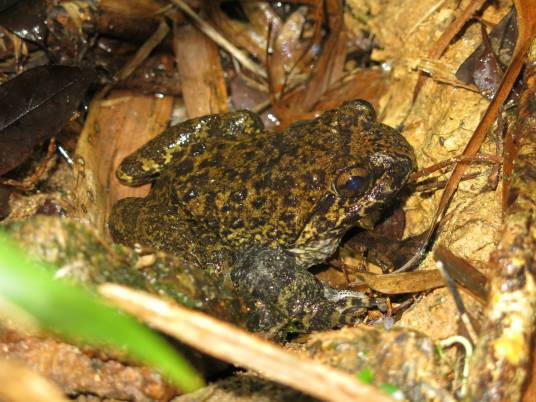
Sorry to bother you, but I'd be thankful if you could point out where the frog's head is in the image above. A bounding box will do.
[288,99,416,268]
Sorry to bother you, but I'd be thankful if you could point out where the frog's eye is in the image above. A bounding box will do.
[334,168,371,198]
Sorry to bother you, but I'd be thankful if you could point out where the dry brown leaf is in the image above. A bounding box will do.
[355,270,445,294]
[173,23,228,117]
[74,90,173,232]
[100,0,171,18]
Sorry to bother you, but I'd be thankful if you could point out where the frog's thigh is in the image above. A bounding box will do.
[117,111,264,185]
[109,195,194,251]
[108,197,146,245]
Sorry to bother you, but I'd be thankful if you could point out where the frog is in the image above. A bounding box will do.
[108,99,416,334]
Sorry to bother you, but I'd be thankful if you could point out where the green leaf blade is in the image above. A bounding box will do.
[0,232,204,393]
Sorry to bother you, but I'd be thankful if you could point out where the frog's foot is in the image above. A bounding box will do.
[231,246,379,333]
[323,287,387,326]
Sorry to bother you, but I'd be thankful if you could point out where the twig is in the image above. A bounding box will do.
[97,20,170,100]
[406,0,447,36]
[399,1,533,272]
[170,0,267,79]
[99,284,394,402]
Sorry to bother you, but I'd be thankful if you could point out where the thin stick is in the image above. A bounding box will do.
[398,1,533,272]
[97,20,170,100]
[170,0,266,79]
[406,0,447,36]
[409,153,500,181]
[99,284,394,402]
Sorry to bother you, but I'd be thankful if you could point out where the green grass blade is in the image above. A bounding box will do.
[0,231,204,392]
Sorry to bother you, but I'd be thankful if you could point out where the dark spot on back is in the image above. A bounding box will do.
[176,159,194,175]
[250,217,267,227]
[301,173,314,188]
[271,133,284,145]
[240,170,252,181]
[230,189,247,203]
[205,191,217,206]
[199,158,217,169]
[281,211,295,223]
[252,197,266,209]
[312,216,330,231]
[225,169,238,180]
[191,173,208,187]
[168,150,185,163]
[244,150,256,160]
[190,143,206,156]
[208,127,221,137]
[255,159,277,174]
[253,175,272,191]
[313,193,335,215]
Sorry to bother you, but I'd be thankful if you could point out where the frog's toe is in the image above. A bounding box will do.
[323,287,388,326]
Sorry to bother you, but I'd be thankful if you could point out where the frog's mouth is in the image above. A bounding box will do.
[287,234,342,269]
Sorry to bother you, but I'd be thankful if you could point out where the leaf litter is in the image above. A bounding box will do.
[1,1,536,401]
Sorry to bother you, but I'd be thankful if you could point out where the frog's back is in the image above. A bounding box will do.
[111,99,415,278]
[152,116,346,249]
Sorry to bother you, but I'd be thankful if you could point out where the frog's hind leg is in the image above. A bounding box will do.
[117,111,264,186]
[109,196,222,269]
[231,246,377,333]
[108,197,147,246]
[109,196,184,250]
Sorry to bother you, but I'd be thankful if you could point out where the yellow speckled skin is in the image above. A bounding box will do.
[109,99,415,331]
[110,100,415,270]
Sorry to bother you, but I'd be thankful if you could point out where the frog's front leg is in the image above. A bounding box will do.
[231,247,380,332]
[117,110,264,185]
